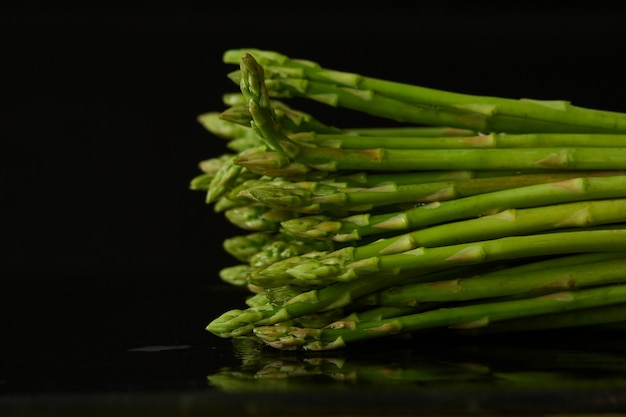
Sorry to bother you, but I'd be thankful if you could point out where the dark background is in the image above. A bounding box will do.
[5,3,626,290]
[2,2,626,402]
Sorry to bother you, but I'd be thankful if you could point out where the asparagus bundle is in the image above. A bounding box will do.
[193,49,626,351]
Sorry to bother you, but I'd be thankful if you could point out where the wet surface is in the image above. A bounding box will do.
[2,285,625,416]
[4,5,626,416]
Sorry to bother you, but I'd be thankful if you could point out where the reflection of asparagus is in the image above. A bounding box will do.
[254,284,626,351]
[208,354,493,391]
[208,329,626,392]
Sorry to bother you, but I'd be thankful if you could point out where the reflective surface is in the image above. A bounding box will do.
[2,285,626,416]
[5,4,626,416]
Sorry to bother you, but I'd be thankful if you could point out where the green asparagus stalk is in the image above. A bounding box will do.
[206,155,244,203]
[237,53,300,159]
[250,229,626,289]
[344,126,477,137]
[253,283,626,350]
[189,153,258,197]
[197,111,259,141]
[222,231,277,263]
[219,264,251,287]
[240,173,621,215]
[358,254,626,306]
[454,302,626,336]
[224,49,626,134]
[207,229,626,337]
[219,96,344,135]
[224,203,299,231]
[281,175,626,242]
[291,131,626,150]
[236,145,626,176]
[328,169,531,188]
[233,53,626,181]
[218,93,478,138]
[394,250,626,287]
[246,234,336,271]
[213,195,247,213]
[206,271,418,338]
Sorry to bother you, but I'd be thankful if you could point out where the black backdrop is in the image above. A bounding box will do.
[3,3,626,358]
[6,3,626,290]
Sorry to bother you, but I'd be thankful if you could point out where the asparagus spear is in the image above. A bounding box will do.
[219,94,343,135]
[292,131,626,150]
[358,254,626,306]
[246,234,336,271]
[224,49,626,134]
[281,175,626,242]
[328,169,542,188]
[230,58,626,177]
[250,228,626,289]
[240,173,622,215]
[223,231,276,263]
[232,52,626,180]
[237,145,626,176]
[344,126,477,137]
[454,302,626,336]
[253,284,626,350]
[218,264,251,287]
[237,52,300,159]
[207,229,626,337]
[224,203,298,231]
[197,111,259,141]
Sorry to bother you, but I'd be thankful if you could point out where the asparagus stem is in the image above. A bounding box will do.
[224,48,626,134]
[359,254,626,306]
[235,144,626,176]
[329,169,540,188]
[220,93,344,135]
[292,132,626,150]
[247,234,336,271]
[222,231,278,263]
[224,203,298,231]
[456,302,626,335]
[241,173,622,214]
[206,155,243,203]
[356,198,626,257]
[344,126,477,137]
[219,264,251,287]
[207,229,626,338]
[238,53,300,159]
[251,229,626,288]
[253,284,626,350]
[197,111,259,141]
[282,175,626,242]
